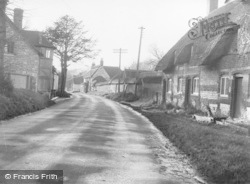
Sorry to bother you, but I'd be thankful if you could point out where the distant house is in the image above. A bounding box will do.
[72,76,84,92]
[155,0,250,121]
[92,65,122,93]
[121,69,163,102]
[139,71,163,103]
[4,8,55,92]
[122,69,139,94]
[83,60,123,93]
[83,65,101,92]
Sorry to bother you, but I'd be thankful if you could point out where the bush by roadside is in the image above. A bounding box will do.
[55,90,71,98]
[0,89,54,120]
[141,111,250,184]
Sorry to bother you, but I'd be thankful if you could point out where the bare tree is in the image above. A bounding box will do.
[44,15,97,93]
[144,46,165,70]
[128,46,165,71]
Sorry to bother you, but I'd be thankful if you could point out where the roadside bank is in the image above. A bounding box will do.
[123,102,250,184]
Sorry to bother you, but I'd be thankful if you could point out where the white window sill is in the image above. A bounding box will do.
[5,52,15,55]
[220,94,229,98]
[191,93,199,96]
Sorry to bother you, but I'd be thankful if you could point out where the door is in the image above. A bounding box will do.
[233,77,243,118]
[185,78,191,106]
[161,79,166,104]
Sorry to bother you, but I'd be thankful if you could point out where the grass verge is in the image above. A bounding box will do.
[0,89,54,120]
[141,111,250,184]
[104,92,138,102]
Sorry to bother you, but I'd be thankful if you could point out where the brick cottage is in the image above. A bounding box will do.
[156,0,250,121]
[4,8,55,92]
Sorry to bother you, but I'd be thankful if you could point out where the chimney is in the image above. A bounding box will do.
[207,0,218,14]
[225,0,235,3]
[91,62,96,69]
[100,58,104,66]
[38,32,43,44]
[13,8,23,29]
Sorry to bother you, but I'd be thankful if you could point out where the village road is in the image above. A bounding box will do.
[0,93,199,184]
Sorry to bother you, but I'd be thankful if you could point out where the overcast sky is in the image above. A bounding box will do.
[8,0,225,71]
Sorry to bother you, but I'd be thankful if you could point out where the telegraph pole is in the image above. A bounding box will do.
[113,48,127,93]
[135,26,145,95]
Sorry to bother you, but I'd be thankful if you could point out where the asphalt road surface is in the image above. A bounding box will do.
[0,93,199,184]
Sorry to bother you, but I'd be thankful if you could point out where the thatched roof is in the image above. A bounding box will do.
[139,71,163,78]
[175,43,193,65]
[123,69,147,83]
[155,0,250,71]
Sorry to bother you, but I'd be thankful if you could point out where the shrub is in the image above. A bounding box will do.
[0,69,13,96]
[0,89,54,120]
[55,90,71,98]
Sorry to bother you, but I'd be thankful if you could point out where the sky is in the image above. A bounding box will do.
[8,0,225,72]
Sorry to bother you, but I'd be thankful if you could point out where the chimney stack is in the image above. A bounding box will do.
[225,0,235,3]
[207,0,218,14]
[13,8,23,29]
[100,58,104,66]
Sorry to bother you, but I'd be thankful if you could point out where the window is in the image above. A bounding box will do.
[45,49,51,58]
[192,77,199,94]
[40,48,51,58]
[167,78,172,93]
[220,76,229,96]
[191,45,194,58]
[5,42,14,54]
[177,77,183,93]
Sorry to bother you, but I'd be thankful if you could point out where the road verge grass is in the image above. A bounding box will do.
[0,89,54,120]
[141,111,250,184]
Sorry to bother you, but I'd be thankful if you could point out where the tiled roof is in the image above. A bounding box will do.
[83,66,100,78]
[93,76,107,83]
[73,76,83,84]
[155,0,249,71]
[123,69,147,79]
[21,30,55,49]
[102,66,122,79]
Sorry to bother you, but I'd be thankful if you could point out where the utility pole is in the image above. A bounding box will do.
[113,48,127,93]
[135,26,145,95]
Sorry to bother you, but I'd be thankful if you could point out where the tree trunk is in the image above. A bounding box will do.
[60,65,67,93]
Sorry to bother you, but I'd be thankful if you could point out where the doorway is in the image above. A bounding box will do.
[232,77,243,118]
[185,78,191,106]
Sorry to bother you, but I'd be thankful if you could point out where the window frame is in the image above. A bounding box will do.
[6,42,14,54]
[192,77,199,95]
[45,49,51,59]
[220,76,229,97]
[167,78,173,93]
[177,77,183,93]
